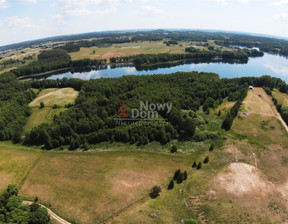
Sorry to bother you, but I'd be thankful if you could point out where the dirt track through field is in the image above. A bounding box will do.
[248,88,288,133]
[23,201,71,224]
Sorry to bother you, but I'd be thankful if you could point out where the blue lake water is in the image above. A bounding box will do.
[46,53,288,82]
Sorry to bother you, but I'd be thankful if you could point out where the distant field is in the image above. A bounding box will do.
[69,41,189,61]
[20,151,195,224]
[29,88,78,107]
[0,142,40,193]
[24,88,78,132]
[272,89,288,107]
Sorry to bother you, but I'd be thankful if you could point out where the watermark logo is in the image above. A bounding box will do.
[118,101,129,118]
[115,101,172,126]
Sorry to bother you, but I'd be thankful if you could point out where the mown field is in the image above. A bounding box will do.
[24,88,79,132]
[69,41,189,61]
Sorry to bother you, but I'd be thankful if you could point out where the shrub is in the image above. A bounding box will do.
[209,144,214,152]
[192,162,197,168]
[171,145,177,153]
[168,180,174,190]
[39,102,45,109]
[150,186,161,199]
[173,169,181,180]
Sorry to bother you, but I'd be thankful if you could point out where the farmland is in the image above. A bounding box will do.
[69,41,189,61]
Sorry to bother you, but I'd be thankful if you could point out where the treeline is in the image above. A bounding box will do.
[10,49,106,77]
[110,48,264,66]
[24,72,249,149]
[0,80,36,142]
[0,183,50,224]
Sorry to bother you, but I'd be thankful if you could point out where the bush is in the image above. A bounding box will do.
[39,102,45,109]
[209,144,214,152]
[173,169,181,180]
[177,172,183,184]
[204,156,209,164]
[150,186,161,199]
[192,162,197,168]
[171,145,177,153]
[183,171,187,180]
[168,180,174,190]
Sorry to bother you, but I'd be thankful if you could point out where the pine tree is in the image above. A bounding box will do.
[173,169,181,180]
[197,162,202,170]
[177,172,183,184]
[204,156,209,164]
[183,171,187,180]
[209,144,214,152]
[168,180,174,190]
[192,162,197,168]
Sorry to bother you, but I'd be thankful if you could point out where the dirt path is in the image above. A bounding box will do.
[23,201,71,224]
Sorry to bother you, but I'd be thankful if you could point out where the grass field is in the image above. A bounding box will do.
[273,89,288,107]
[0,142,40,193]
[20,151,196,224]
[69,41,189,61]
[24,88,79,132]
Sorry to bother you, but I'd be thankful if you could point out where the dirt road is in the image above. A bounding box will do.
[23,201,71,224]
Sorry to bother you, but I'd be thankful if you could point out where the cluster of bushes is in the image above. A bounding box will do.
[0,184,50,224]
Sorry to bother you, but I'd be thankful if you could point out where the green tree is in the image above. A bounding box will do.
[177,172,183,184]
[197,162,202,170]
[39,102,45,109]
[204,156,209,164]
[192,162,197,168]
[173,169,181,180]
[209,144,214,152]
[183,171,187,180]
[29,207,50,224]
[168,180,174,190]
[171,145,177,153]
[150,186,161,199]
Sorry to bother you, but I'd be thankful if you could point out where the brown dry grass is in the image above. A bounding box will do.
[20,151,194,224]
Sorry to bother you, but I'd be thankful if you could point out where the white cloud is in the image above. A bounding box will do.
[65,8,116,16]
[141,5,164,14]
[5,16,37,29]
[53,14,66,24]
[273,13,288,21]
[265,64,288,76]
[0,0,8,8]
[213,0,227,4]
[239,0,249,3]
[272,0,288,5]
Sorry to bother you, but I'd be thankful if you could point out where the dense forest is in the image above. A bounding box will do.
[20,73,286,150]
[0,184,50,224]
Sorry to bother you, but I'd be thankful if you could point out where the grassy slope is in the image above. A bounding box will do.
[24,88,79,133]
[0,142,41,193]
[273,89,288,107]
[69,41,189,61]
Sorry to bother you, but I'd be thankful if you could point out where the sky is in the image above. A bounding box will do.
[0,0,288,46]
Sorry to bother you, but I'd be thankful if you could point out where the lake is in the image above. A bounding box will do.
[45,53,288,82]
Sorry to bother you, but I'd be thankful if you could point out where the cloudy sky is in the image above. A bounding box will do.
[0,0,288,46]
